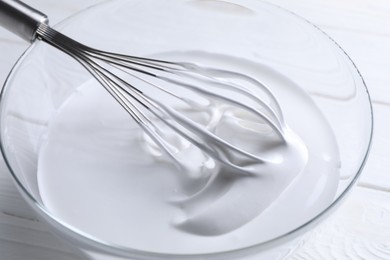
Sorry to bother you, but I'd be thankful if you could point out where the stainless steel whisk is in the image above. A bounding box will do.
[0,0,286,174]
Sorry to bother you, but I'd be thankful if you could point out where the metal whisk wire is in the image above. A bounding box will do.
[1,0,287,174]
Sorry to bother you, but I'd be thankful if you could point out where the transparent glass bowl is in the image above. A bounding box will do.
[0,0,372,259]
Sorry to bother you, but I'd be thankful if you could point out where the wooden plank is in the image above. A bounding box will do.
[272,0,390,103]
[358,103,390,192]
[292,187,390,259]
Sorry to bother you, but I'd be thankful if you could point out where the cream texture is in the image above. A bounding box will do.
[37,53,340,254]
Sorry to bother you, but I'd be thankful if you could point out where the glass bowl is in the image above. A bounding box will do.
[0,0,373,259]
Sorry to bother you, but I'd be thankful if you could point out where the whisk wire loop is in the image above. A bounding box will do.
[35,23,287,174]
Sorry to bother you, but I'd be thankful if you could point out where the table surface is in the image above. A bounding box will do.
[0,1,389,259]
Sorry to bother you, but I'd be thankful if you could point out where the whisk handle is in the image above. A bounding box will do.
[0,0,48,42]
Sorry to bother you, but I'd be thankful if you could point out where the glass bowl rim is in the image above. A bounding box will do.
[0,0,374,258]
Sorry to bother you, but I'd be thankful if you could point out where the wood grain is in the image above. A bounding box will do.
[273,0,390,104]
[292,187,390,259]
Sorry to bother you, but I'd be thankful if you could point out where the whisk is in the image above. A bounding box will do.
[0,0,286,174]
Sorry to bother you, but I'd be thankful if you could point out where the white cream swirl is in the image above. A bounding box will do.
[37,54,339,253]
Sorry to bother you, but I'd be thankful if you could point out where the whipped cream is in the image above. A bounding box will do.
[37,53,340,254]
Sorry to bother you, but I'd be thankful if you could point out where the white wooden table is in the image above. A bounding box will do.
[0,1,389,259]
